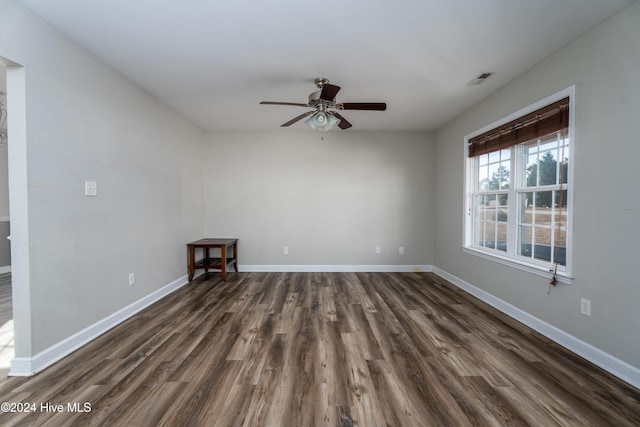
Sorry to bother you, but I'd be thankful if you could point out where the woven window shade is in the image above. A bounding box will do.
[468,97,569,157]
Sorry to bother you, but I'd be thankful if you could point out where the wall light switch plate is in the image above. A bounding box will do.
[85,181,98,196]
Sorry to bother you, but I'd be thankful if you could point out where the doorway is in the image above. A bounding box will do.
[0,57,29,379]
[0,63,11,380]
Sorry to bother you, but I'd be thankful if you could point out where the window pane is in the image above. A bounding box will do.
[534,245,552,263]
[560,159,569,185]
[488,150,500,163]
[539,138,558,152]
[474,196,485,246]
[498,194,508,208]
[538,151,557,186]
[496,222,507,252]
[485,206,496,222]
[519,193,533,224]
[534,224,552,247]
[488,164,499,190]
[525,153,538,187]
[525,150,560,187]
[554,189,567,208]
[534,205,552,226]
[478,165,489,190]
[486,164,510,190]
[479,154,489,166]
[498,203,508,220]
[485,194,496,218]
[499,166,510,189]
[475,221,484,247]
[484,221,496,246]
[534,190,553,208]
[555,202,568,227]
[518,225,533,258]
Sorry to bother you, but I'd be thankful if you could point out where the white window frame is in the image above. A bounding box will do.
[463,86,575,284]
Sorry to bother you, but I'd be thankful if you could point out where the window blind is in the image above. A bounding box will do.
[468,97,569,157]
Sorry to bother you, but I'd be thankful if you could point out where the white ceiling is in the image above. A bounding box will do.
[15,0,637,132]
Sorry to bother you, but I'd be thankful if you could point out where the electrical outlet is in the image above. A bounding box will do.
[85,181,98,196]
[399,246,405,255]
[283,246,288,255]
[129,273,135,286]
[580,298,591,316]
[375,246,381,254]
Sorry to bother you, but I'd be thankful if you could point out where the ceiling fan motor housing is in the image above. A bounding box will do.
[314,77,330,89]
[308,91,322,107]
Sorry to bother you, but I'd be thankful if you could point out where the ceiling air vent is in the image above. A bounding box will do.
[466,72,495,86]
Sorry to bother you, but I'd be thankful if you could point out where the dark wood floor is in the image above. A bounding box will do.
[0,272,638,426]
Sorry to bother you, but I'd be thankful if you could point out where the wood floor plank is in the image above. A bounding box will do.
[340,332,387,427]
[318,315,353,408]
[367,358,436,426]
[212,383,255,427]
[319,285,338,322]
[241,334,287,426]
[227,304,269,360]
[0,272,638,426]
[348,304,384,361]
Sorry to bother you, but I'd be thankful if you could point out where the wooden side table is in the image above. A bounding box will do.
[187,238,238,281]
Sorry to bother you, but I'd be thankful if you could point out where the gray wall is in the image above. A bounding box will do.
[434,2,640,369]
[204,130,435,267]
[0,0,205,356]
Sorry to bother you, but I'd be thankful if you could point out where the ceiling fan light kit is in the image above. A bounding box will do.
[305,111,341,132]
[260,78,386,132]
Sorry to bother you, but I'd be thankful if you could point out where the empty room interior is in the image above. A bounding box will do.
[0,0,639,425]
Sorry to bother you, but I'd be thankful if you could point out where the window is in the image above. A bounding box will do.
[464,88,574,283]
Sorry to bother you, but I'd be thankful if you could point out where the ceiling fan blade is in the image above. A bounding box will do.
[319,84,341,101]
[340,102,387,111]
[332,112,352,130]
[260,101,309,107]
[281,111,314,127]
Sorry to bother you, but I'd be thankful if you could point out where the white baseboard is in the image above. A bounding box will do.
[432,266,640,390]
[8,357,31,376]
[9,274,190,377]
[239,264,433,273]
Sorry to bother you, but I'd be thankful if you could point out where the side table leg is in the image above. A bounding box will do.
[188,246,195,282]
[233,242,238,272]
[221,245,227,281]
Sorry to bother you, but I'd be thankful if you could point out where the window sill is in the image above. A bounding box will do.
[462,246,573,285]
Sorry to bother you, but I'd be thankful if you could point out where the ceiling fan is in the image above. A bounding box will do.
[260,78,386,131]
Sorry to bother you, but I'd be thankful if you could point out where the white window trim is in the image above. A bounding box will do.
[463,86,575,284]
